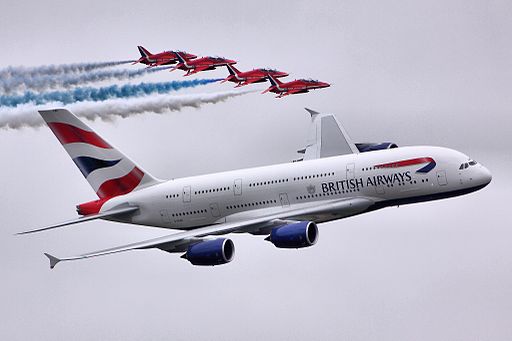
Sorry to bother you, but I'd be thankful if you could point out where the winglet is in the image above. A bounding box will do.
[305,107,320,120]
[44,253,61,269]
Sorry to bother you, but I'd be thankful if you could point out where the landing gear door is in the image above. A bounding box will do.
[234,179,242,196]
[437,171,448,186]
[183,186,191,203]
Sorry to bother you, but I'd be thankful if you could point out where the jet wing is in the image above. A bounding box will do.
[154,59,173,66]
[280,89,304,97]
[238,77,265,87]
[44,197,373,268]
[301,108,359,161]
[187,65,212,75]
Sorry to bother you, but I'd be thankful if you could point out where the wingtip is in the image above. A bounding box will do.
[44,253,61,269]
[304,108,321,119]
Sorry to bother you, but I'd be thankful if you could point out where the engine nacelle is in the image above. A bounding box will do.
[356,142,398,153]
[181,238,235,266]
[265,221,319,248]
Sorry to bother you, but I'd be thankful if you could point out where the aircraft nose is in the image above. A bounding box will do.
[479,165,492,186]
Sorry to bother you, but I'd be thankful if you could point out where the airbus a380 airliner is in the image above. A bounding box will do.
[20,109,492,269]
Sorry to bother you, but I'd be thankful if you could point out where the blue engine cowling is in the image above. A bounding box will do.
[181,238,235,266]
[355,142,398,153]
[265,221,319,248]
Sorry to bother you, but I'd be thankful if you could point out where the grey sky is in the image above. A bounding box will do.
[1,1,511,340]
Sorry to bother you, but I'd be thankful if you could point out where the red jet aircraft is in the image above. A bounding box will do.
[262,74,330,98]
[221,64,289,87]
[132,46,197,67]
[171,52,237,76]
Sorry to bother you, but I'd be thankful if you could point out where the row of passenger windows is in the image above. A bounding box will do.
[166,194,179,199]
[249,179,288,187]
[362,167,378,171]
[226,200,277,210]
[195,187,230,195]
[293,172,334,181]
[171,209,207,217]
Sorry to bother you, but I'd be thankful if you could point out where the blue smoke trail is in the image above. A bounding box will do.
[0,79,222,107]
[0,66,172,94]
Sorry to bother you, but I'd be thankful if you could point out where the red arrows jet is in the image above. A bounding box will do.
[262,74,330,98]
[221,64,289,87]
[132,46,197,67]
[171,52,237,76]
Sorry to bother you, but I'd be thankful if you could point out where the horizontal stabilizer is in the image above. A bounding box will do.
[17,206,139,235]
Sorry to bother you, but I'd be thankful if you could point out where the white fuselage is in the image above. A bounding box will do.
[102,146,491,229]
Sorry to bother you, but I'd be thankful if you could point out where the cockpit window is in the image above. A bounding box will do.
[460,159,478,170]
[469,160,477,166]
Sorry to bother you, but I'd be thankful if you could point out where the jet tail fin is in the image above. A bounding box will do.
[267,74,282,87]
[39,109,161,199]
[137,46,151,58]
[226,64,240,76]
[174,51,187,64]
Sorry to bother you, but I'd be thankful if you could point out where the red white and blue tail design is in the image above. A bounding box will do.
[39,109,160,199]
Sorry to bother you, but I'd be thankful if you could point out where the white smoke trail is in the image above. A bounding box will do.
[0,61,133,79]
[0,90,253,129]
[0,66,170,94]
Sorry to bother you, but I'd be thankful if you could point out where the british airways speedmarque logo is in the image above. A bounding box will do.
[320,157,436,194]
[374,157,436,174]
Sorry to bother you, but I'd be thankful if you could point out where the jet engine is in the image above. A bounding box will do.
[181,238,235,266]
[265,221,318,248]
[355,142,398,153]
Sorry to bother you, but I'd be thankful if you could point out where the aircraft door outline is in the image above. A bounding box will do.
[437,171,448,186]
[183,186,191,203]
[234,179,242,196]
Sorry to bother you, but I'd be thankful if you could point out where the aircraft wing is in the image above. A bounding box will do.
[44,197,373,268]
[300,108,359,161]
[154,59,172,66]
[187,65,212,75]
[280,89,304,97]
[238,77,264,87]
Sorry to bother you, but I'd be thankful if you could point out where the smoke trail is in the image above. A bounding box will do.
[0,90,254,129]
[0,60,133,79]
[0,79,221,107]
[0,66,171,94]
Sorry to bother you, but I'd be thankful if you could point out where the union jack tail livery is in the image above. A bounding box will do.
[39,109,160,199]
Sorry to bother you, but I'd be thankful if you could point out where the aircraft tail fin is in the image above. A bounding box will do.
[226,64,240,76]
[174,51,187,64]
[137,46,151,58]
[39,109,161,199]
[267,74,282,87]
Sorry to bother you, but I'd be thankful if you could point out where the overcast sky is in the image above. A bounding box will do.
[1,1,511,340]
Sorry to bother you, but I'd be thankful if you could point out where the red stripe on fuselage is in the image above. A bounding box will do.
[47,122,111,149]
[96,167,144,199]
[375,157,434,169]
